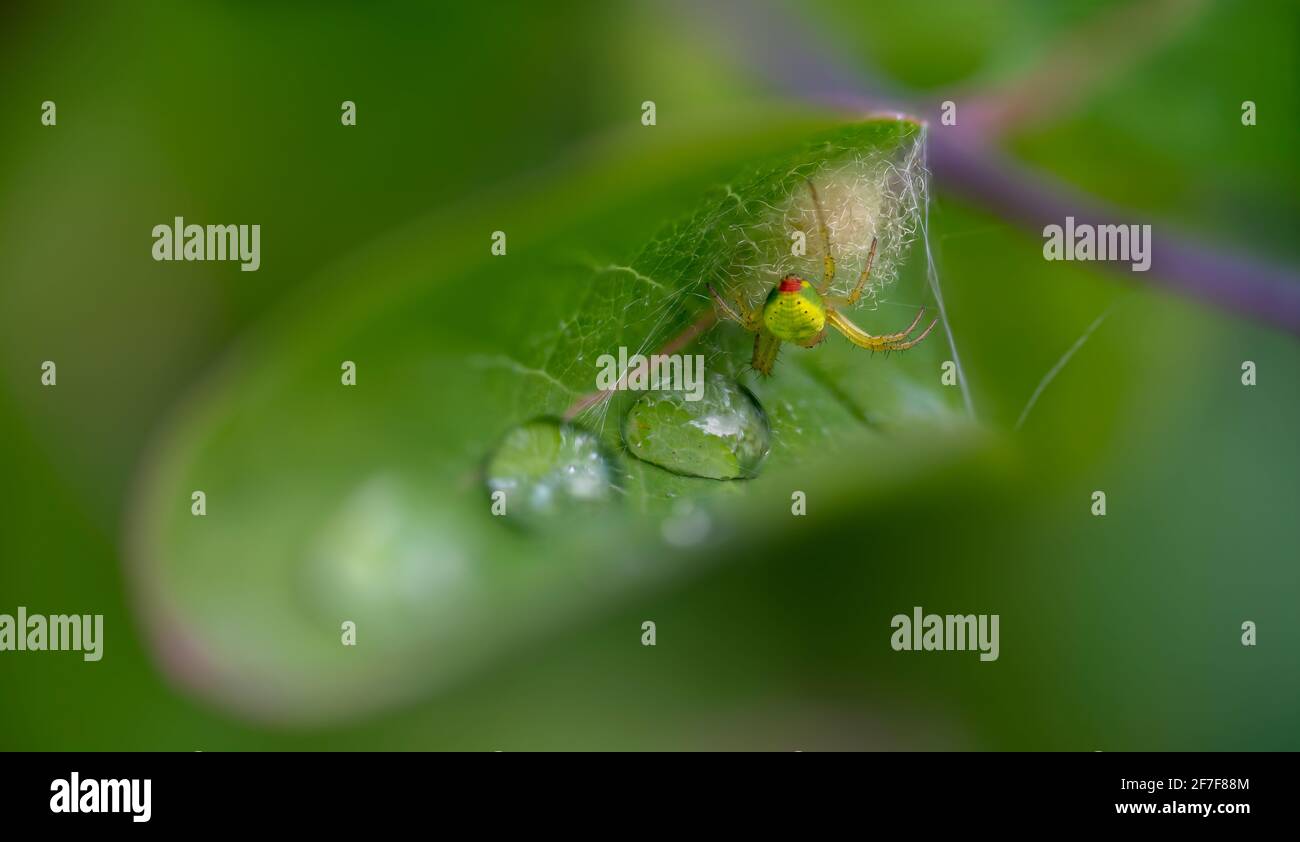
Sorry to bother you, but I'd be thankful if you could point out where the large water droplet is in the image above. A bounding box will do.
[622,374,770,479]
[485,418,620,526]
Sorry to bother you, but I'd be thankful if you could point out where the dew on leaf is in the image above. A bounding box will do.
[302,474,474,642]
[622,374,770,479]
[485,418,620,525]
[661,500,712,546]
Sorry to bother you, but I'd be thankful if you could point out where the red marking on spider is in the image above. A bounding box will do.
[779,277,803,293]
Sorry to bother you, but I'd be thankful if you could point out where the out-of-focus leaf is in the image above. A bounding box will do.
[129,117,977,723]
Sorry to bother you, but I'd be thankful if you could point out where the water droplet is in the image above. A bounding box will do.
[622,374,770,479]
[661,500,712,547]
[485,418,620,526]
[302,474,474,641]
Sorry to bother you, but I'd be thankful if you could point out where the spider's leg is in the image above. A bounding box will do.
[880,317,938,350]
[826,308,938,352]
[807,179,836,294]
[845,237,878,306]
[707,283,759,332]
[751,329,782,376]
[875,305,927,343]
[823,304,926,343]
[706,283,743,322]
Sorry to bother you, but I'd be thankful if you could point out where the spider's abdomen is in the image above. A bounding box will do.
[762,277,825,342]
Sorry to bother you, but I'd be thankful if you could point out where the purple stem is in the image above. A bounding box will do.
[698,0,1300,335]
[928,134,1300,334]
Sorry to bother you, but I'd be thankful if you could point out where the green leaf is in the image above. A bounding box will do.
[129,116,977,723]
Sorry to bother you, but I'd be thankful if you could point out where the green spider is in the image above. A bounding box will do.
[708,180,936,376]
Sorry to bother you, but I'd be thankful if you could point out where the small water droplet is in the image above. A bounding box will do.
[485,418,620,526]
[622,373,770,479]
[302,474,473,641]
[661,500,712,547]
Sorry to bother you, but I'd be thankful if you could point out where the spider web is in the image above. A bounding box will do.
[479,119,949,451]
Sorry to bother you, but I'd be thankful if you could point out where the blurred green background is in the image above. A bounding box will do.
[0,0,1296,750]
